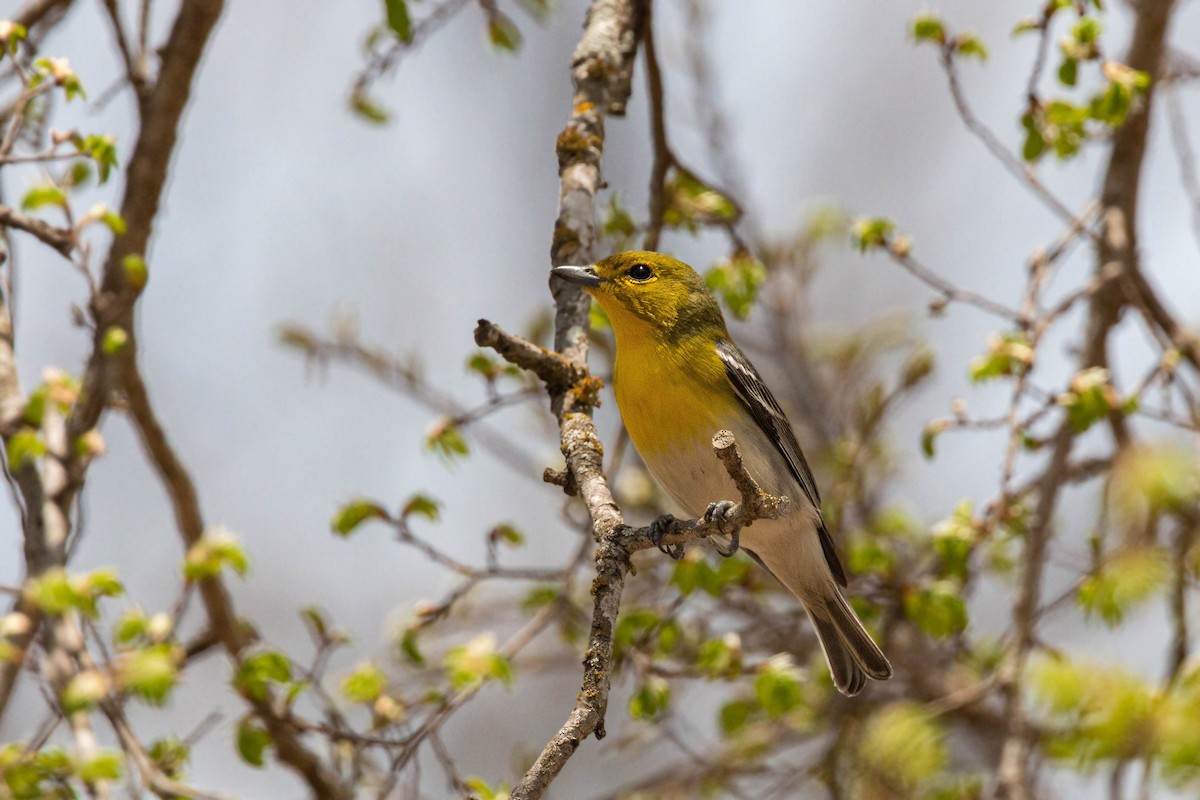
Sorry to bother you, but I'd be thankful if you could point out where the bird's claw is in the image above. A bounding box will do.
[711,527,740,558]
[704,500,737,525]
[649,514,685,560]
[705,500,740,558]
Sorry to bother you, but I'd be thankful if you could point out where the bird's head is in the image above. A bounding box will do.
[551,251,725,339]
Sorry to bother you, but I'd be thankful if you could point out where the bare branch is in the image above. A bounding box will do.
[11,0,75,30]
[938,45,1095,237]
[642,0,671,252]
[0,203,74,258]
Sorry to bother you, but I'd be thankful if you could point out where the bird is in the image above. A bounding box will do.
[552,251,892,696]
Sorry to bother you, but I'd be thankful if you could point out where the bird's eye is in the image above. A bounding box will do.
[627,263,653,281]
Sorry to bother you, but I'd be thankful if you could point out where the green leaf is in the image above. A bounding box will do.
[755,654,804,717]
[1111,445,1200,524]
[628,676,671,720]
[847,537,896,579]
[1060,366,1119,433]
[1058,56,1079,87]
[1028,655,1157,764]
[102,327,129,355]
[234,650,292,701]
[851,217,895,252]
[100,207,125,235]
[77,750,123,782]
[903,580,968,638]
[954,33,988,61]
[932,500,977,581]
[1012,17,1042,37]
[21,184,66,210]
[342,662,387,704]
[22,387,47,428]
[601,195,637,242]
[1029,654,1088,714]
[465,351,501,380]
[86,569,123,598]
[29,567,123,618]
[62,75,86,102]
[487,12,522,52]
[184,526,250,580]
[462,777,512,800]
[116,644,179,704]
[719,698,756,737]
[1021,112,1047,162]
[968,332,1033,382]
[113,608,150,646]
[425,419,469,461]
[401,493,441,521]
[1073,17,1102,46]
[669,554,718,597]
[663,169,739,229]
[384,0,412,42]
[490,523,524,547]
[858,703,948,790]
[921,419,949,460]
[331,498,389,536]
[77,134,119,182]
[1077,547,1168,626]
[122,254,148,291]
[236,715,272,768]
[705,254,766,320]
[66,160,92,188]
[6,427,45,470]
[391,628,422,670]
[444,633,513,689]
[911,13,946,44]
[349,91,390,125]
[148,738,189,779]
[0,23,29,50]
[696,633,743,678]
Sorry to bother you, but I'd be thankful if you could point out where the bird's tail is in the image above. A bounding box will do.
[803,586,892,696]
[745,534,892,696]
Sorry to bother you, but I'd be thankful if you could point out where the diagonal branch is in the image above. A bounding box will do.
[0,204,73,258]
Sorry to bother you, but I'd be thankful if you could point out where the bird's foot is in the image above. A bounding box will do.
[649,514,685,560]
[705,500,740,558]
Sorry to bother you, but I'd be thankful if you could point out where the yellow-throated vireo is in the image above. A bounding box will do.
[553,251,892,696]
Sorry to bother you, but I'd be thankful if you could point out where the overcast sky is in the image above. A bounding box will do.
[2,0,1199,795]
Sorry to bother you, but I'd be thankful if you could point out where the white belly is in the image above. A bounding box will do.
[639,416,835,602]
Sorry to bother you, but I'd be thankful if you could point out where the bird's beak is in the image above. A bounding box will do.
[551,265,603,287]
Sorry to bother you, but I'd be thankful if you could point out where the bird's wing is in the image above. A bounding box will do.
[716,339,847,587]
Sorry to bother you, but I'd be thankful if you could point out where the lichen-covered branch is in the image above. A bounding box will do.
[474,318,589,394]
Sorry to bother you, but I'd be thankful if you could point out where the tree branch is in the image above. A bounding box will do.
[995,3,1180,797]
[11,0,75,30]
[123,364,351,798]
[0,203,73,258]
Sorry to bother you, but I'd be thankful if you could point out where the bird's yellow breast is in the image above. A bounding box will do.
[610,317,737,458]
